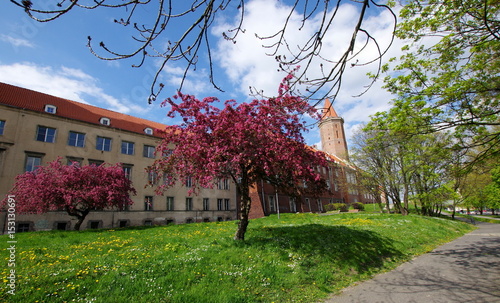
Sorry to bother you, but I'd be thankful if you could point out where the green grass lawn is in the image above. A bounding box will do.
[1,213,474,302]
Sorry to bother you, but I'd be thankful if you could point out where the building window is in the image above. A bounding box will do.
[0,120,5,135]
[99,117,111,125]
[218,178,230,190]
[143,145,155,158]
[163,149,173,157]
[89,159,104,166]
[56,222,68,230]
[89,221,101,229]
[163,173,173,185]
[36,126,56,143]
[68,131,85,147]
[203,198,210,211]
[144,127,153,135]
[144,220,153,226]
[148,169,157,185]
[224,199,230,211]
[290,197,297,213]
[185,197,193,211]
[145,196,153,211]
[317,199,323,212]
[44,104,57,114]
[166,197,174,211]
[185,176,192,188]
[122,164,133,180]
[25,155,42,172]
[118,220,128,228]
[121,141,135,155]
[66,157,83,166]
[217,199,223,211]
[269,195,276,212]
[16,223,31,233]
[96,136,112,151]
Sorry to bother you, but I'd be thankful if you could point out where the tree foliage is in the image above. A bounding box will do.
[460,159,500,214]
[383,0,500,165]
[352,113,455,217]
[150,75,329,240]
[10,0,395,103]
[2,159,136,230]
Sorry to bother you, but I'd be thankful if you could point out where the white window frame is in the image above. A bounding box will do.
[99,117,111,126]
[44,104,57,114]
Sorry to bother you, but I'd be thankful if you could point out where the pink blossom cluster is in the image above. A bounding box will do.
[152,74,328,197]
[2,158,136,215]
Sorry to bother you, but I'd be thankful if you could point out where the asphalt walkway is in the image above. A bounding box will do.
[323,221,500,303]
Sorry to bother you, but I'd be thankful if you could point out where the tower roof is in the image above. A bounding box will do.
[322,99,339,118]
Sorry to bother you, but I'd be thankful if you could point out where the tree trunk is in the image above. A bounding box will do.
[234,205,250,241]
[234,173,251,241]
[384,191,390,213]
[74,218,85,231]
[234,199,250,240]
[66,207,90,231]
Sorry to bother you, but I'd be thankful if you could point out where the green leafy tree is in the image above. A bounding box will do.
[353,106,456,217]
[408,132,454,216]
[351,126,412,215]
[383,0,500,165]
[484,183,500,215]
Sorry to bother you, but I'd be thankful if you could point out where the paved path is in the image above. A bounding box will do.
[323,221,500,303]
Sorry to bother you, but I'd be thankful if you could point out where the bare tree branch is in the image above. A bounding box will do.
[9,0,396,105]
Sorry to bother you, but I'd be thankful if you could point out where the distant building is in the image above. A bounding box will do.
[319,98,349,161]
[0,82,236,232]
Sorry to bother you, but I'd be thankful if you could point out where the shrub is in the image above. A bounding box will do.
[324,203,336,211]
[335,203,349,212]
[352,202,365,211]
[324,203,348,212]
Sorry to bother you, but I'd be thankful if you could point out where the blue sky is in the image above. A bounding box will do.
[0,0,402,148]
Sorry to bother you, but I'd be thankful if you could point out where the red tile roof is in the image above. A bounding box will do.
[0,82,167,137]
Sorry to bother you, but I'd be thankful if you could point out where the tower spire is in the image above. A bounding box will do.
[319,99,349,161]
[322,99,339,118]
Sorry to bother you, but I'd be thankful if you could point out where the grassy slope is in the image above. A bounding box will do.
[0,213,474,302]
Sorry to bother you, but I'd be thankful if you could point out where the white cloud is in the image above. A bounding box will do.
[0,34,34,48]
[161,64,215,97]
[214,0,404,145]
[0,62,148,115]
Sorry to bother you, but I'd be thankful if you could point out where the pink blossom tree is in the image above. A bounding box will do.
[151,75,329,240]
[2,159,136,231]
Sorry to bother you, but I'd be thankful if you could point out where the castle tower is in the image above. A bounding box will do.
[319,99,349,161]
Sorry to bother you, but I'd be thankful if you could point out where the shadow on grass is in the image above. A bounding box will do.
[245,224,403,274]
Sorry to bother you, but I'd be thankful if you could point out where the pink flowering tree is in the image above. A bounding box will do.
[151,75,329,240]
[2,159,136,231]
